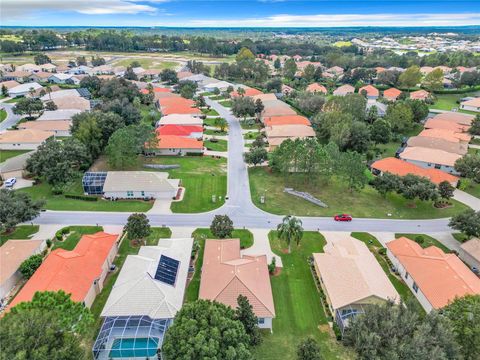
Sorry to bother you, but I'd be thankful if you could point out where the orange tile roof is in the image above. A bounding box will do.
[140,87,172,94]
[18,120,71,132]
[9,232,118,307]
[400,147,461,167]
[199,239,275,318]
[424,118,470,132]
[156,125,203,137]
[419,128,471,143]
[231,87,263,97]
[0,129,54,144]
[383,88,402,100]
[371,157,459,185]
[306,83,328,94]
[387,237,480,309]
[359,85,379,97]
[333,84,355,95]
[158,97,201,115]
[264,115,310,127]
[410,89,430,100]
[155,135,203,149]
[158,97,195,108]
[432,112,474,126]
[1,240,43,286]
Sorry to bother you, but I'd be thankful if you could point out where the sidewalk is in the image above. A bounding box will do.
[453,189,480,211]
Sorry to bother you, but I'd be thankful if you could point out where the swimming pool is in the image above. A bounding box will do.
[109,337,159,358]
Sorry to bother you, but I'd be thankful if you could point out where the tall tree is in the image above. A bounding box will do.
[422,68,444,91]
[455,154,480,182]
[244,145,268,166]
[232,96,256,120]
[124,213,151,241]
[469,115,480,135]
[297,337,323,360]
[443,295,480,360]
[236,295,261,345]
[210,214,234,238]
[338,151,368,191]
[399,65,422,88]
[13,98,43,118]
[0,189,44,232]
[283,58,298,80]
[277,215,303,253]
[449,210,480,238]
[160,68,178,84]
[162,300,252,360]
[236,47,255,62]
[385,101,414,133]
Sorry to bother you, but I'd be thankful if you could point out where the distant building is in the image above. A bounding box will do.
[460,98,480,112]
[459,238,480,272]
[333,84,355,96]
[8,82,43,97]
[383,88,402,101]
[0,129,53,150]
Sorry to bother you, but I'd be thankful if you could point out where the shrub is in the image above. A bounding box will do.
[268,257,276,274]
[414,235,425,245]
[19,254,43,279]
[51,186,64,195]
[64,194,98,201]
[55,233,62,240]
[46,239,52,248]
[378,248,387,255]
[61,227,70,235]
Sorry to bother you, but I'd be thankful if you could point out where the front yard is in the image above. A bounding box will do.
[52,226,103,250]
[253,231,352,360]
[0,149,30,162]
[185,228,254,302]
[204,139,228,152]
[0,225,39,246]
[249,167,469,219]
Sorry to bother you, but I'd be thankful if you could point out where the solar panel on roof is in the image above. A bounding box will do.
[154,255,179,286]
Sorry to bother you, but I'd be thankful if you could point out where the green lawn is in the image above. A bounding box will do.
[395,233,451,253]
[203,116,225,127]
[239,120,260,130]
[253,231,352,360]
[350,233,420,305]
[4,97,20,103]
[202,108,219,116]
[90,227,171,338]
[374,124,423,159]
[0,109,7,123]
[0,149,30,162]
[204,128,227,136]
[185,228,254,302]
[244,131,260,140]
[462,181,480,198]
[53,226,103,251]
[19,179,153,212]
[209,95,226,101]
[204,139,228,152]
[470,138,480,145]
[113,58,178,70]
[452,233,470,243]
[430,94,463,111]
[0,225,39,246]
[249,167,469,219]
[219,100,233,108]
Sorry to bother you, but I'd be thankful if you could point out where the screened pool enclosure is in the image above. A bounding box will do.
[82,172,107,195]
[92,316,171,360]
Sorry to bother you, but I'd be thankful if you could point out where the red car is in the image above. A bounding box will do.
[334,214,353,222]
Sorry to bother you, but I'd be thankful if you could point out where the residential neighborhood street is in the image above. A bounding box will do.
[0,101,21,131]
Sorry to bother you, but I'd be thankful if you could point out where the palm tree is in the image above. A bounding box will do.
[277,215,303,254]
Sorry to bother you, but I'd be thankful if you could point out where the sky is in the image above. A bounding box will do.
[1,0,480,28]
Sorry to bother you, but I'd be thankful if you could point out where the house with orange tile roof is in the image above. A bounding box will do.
[0,129,54,150]
[1,239,44,300]
[199,239,275,330]
[146,134,204,156]
[407,136,468,156]
[157,96,202,116]
[370,157,459,186]
[313,235,400,334]
[359,85,379,99]
[265,124,316,151]
[9,232,119,308]
[261,100,297,118]
[460,97,480,113]
[383,88,402,101]
[424,118,470,133]
[18,120,72,137]
[156,125,203,139]
[333,84,355,96]
[432,112,474,126]
[306,83,328,94]
[231,87,263,97]
[387,237,480,313]
[139,87,172,95]
[419,128,471,144]
[410,89,431,101]
[399,146,461,175]
[263,115,310,127]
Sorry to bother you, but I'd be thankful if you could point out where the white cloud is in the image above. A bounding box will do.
[183,13,480,27]
[1,0,169,18]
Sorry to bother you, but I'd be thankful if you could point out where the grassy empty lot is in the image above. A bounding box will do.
[395,233,451,253]
[0,225,39,246]
[19,179,153,212]
[253,231,352,360]
[430,92,480,114]
[0,149,30,162]
[53,226,103,251]
[249,167,469,219]
[185,228,254,302]
[113,58,178,70]
[204,139,228,152]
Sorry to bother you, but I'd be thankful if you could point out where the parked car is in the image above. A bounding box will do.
[334,214,353,222]
[4,178,17,188]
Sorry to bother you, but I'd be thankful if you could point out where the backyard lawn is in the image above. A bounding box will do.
[374,124,423,158]
[53,226,103,250]
[19,180,153,212]
[0,225,39,246]
[253,231,352,360]
[185,228,254,302]
[219,100,232,108]
[0,149,30,162]
[395,233,451,253]
[204,139,228,152]
[249,167,469,219]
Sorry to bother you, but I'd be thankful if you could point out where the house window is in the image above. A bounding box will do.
[127,191,133,197]
[434,164,441,169]
[141,191,145,197]
[405,272,409,279]
[412,282,419,293]
[258,318,265,325]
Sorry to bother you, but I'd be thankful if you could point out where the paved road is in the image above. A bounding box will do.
[0,101,21,131]
[32,98,453,233]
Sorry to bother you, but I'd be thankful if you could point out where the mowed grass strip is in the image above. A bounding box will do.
[253,231,352,360]
[249,167,469,219]
[0,150,30,162]
[185,228,254,302]
[0,225,39,246]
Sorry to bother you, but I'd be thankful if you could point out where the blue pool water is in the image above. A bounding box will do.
[109,337,159,358]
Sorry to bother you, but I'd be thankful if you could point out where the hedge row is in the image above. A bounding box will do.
[64,194,98,201]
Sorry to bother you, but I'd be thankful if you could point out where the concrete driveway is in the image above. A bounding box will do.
[453,189,480,211]
[2,178,34,190]
[147,198,173,214]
